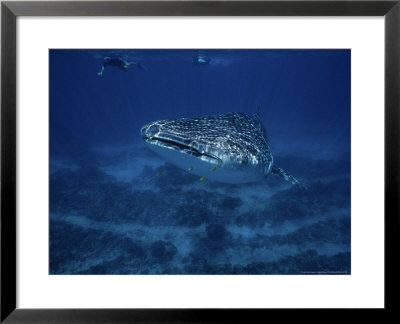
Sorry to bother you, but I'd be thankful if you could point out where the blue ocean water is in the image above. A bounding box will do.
[49,49,351,274]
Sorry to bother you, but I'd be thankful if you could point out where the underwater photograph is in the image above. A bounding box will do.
[49,49,351,275]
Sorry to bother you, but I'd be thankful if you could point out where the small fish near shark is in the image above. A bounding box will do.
[140,111,301,186]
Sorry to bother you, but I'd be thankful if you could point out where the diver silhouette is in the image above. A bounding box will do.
[98,56,147,76]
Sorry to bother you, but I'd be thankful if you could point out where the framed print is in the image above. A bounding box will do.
[1,0,399,322]
[48,48,351,276]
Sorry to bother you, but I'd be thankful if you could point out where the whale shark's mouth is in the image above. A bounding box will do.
[144,135,221,163]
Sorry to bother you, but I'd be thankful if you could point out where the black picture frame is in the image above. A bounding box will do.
[1,0,399,322]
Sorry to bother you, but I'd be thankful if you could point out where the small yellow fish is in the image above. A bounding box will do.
[157,171,163,176]
[211,167,217,171]
[200,177,205,181]
[148,136,154,140]
[188,167,194,171]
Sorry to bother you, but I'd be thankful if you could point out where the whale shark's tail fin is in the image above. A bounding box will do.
[271,165,306,188]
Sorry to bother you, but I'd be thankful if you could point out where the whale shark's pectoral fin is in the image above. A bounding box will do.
[271,165,305,188]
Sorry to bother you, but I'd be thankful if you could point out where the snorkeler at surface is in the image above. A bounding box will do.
[192,55,212,65]
[98,56,147,76]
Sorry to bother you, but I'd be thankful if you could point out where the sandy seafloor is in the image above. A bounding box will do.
[50,143,350,275]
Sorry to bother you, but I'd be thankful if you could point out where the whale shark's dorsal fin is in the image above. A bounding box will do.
[256,104,262,118]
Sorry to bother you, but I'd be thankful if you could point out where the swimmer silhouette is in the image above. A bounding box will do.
[97,56,147,76]
[193,55,211,66]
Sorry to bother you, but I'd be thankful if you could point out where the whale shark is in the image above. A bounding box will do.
[140,111,300,185]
